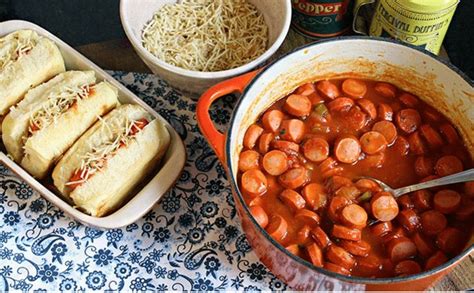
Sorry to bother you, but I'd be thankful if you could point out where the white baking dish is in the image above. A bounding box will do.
[0,20,186,229]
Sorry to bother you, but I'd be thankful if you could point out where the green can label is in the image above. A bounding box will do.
[292,0,354,38]
[369,0,459,54]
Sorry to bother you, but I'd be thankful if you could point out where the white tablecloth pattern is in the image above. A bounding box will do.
[0,71,358,292]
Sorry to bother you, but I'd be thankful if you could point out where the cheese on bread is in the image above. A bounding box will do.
[52,104,170,217]
[0,30,65,116]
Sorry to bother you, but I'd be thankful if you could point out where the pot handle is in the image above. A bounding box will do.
[197,69,260,165]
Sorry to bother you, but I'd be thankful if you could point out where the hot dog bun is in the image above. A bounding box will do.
[0,30,65,116]
[52,104,170,217]
[2,70,119,178]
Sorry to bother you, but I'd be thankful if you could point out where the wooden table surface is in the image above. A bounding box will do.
[76,28,474,291]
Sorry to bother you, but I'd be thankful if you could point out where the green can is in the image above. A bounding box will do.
[354,0,459,54]
[291,0,354,38]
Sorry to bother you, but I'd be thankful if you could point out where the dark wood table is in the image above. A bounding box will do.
[76,29,474,291]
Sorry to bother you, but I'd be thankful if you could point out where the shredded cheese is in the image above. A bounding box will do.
[142,0,269,72]
[0,34,37,72]
[65,117,147,186]
[28,84,93,133]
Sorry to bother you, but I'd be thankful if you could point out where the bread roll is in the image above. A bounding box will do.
[52,104,170,217]
[0,30,65,117]
[2,70,119,178]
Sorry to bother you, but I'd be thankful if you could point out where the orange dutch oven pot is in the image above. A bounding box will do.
[196,37,474,291]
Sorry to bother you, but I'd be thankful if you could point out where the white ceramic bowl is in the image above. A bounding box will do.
[120,0,292,95]
[0,20,186,229]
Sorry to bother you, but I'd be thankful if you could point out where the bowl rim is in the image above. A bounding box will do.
[119,0,292,79]
[226,36,474,285]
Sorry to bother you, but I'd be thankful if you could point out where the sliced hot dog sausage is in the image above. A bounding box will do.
[382,227,406,244]
[397,209,420,233]
[455,199,474,221]
[419,124,443,149]
[378,103,393,121]
[278,167,308,189]
[466,181,474,198]
[327,245,356,269]
[303,137,329,162]
[332,224,362,241]
[316,80,340,99]
[302,183,328,210]
[296,225,312,245]
[420,210,447,236]
[423,108,442,123]
[328,196,351,222]
[360,131,388,155]
[386,236,417,263]
[324,262,351,276]
[374,82,397,99]
[412,232,435,258]
[334,136,361,164]
[435,155,463,177]
[346,106,368,131]
[295,82,316,96]
[371,221,393,237]
[398,93,419,108]
[258,133,274,154]
[340,239,371,257]
[319,157,337,174]
[363,152,385,169]
[408,131,427,155]
[394,260,421,276]
[273,140,299,154]
[238,150,260,172]
[279,189,306,211]
[396,109,421,134]
[263,150,289,176]
[284,94,312,117]
[425,251,448,270]
[266,215,288,243]
[412,190,432,211]
[433,189,461,214]
[341,204,368,229]
[328,97,354,112]
[371,192,399,222]
[310,226,331,249]
[356,255,382,276]
[262,109,284,133]
[393,136,410,156]
[439,123,459,145]
[279,119,305,143]
[285,244,301,256]
[307,242,324,267]
[436,227,465,255]
[414,156,434,178]
[326,175,353,193]
[249,205,269,228]
[244,124,264,149]
[398,194,414,210]
[241,169,268,196]
[355,178,382,193]
[357,98,377,120]
[342,79,367,98]
[295,209,321,227]
[335,185,361,200]
[372,121,398,145]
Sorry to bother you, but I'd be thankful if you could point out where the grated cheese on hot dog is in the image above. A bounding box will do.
[28,84,93,133]
[141,0,268,72]
[0,34,37,71]
[65,117,148,186]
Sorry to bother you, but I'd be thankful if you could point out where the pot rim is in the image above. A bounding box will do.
[226,36,474,285]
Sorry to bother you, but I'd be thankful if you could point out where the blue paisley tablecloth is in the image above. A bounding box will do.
[0,71,294,292]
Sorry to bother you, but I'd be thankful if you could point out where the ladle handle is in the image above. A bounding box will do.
[393,168,474,197]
